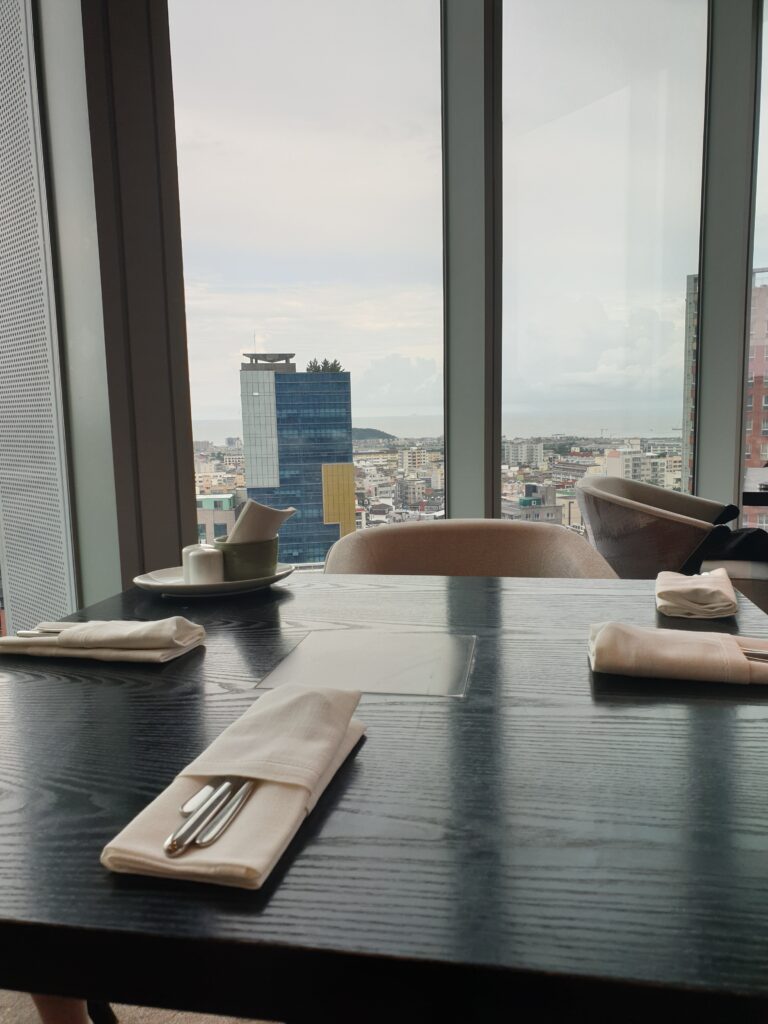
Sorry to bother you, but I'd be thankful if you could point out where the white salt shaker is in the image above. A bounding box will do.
[185,545,224,585]
[182,543,202,582]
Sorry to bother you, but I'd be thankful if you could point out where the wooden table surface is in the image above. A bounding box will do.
[1,574,768,1022]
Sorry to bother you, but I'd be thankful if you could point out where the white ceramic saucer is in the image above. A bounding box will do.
[133,563,295,596]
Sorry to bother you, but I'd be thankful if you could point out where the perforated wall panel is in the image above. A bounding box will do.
[0,0,77,632]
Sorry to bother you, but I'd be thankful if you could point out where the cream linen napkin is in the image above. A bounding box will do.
[101,684,366,888]
[227,499,295,543]
[655,568,738,619]
[589,622,768,684]
[0,617,205,663]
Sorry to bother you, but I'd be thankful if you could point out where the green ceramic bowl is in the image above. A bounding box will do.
[213,535,278,581]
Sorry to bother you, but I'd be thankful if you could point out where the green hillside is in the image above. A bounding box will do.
[351,427,396,441]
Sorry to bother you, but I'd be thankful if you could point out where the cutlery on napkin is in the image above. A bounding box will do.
[655,567,738,619]
[0,617,205,663]
[165,777,257,855]
[589,621,768,684]
[226,499,295,544]
[100,684,366,888]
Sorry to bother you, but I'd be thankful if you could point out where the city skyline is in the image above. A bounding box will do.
[193,413,687,447]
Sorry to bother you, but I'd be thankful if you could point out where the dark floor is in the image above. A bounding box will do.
[0,991,272,1024]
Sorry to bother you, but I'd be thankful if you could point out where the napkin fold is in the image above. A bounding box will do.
[101,684,366,888]
[655,567,738,619]
[0,617,205,663]
[227,499,296,544]
[589,621,768,684]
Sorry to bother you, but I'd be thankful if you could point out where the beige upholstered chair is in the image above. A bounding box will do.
[575,477,768,610]
[324,519,617,578]
[575,477,729,579]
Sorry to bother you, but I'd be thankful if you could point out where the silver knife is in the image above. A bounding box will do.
[16,622,79,638]
[195,780,256,846]
[180,783,217,816]
[16,622,65,630]
[164,779,235,857]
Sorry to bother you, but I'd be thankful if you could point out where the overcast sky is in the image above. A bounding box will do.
[169,0,765,439]
[168,0,443,433]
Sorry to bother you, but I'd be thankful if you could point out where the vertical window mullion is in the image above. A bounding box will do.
[695,0,761,503]
[443,0,500,518]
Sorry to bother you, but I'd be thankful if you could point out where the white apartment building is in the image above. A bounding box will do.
[549,458,598,483]
[663,455,683,489]
[354,452,397,473]
[374,483,396,501]
[397,478,427,505]
[399,447,429,473]
[502,438,544,466]
[603,450,682,489]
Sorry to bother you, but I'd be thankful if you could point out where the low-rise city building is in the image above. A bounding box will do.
[191,430,684,554]
[603,449,682,489]
[399,447,430,473]
[548,458,599,485]
[196,492,238,543]
[502,438,545,467]
[501,483,563,525]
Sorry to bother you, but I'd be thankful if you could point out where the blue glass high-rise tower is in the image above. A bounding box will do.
[240,353,355,563]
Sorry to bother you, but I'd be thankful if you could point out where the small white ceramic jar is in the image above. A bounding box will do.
[185,545,224,585]
[181,543,202,582]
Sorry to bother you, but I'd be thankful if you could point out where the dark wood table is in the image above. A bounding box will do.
[2,574,768,1022]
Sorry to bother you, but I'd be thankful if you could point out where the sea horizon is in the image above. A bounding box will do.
[192,416,447,444]
[192,415,682,446]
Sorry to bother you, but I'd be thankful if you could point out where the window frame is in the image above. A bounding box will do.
[694,0,762,504]
[29,0,763,599]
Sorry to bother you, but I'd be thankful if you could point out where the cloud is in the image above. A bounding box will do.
[503,296,685,395]
[170,0,442,289]
[183,280,443,418]
[354,354,442,414]
[170,0,705,437]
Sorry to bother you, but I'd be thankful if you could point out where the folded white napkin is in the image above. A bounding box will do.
[589,621,768,684]
[0,617,205,663]
[655,568,738,619]
[101,684,366,888]
[227,499,295,543]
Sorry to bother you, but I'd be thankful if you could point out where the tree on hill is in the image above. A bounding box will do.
[306,358,344,372]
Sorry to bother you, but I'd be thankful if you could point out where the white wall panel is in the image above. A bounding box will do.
[0,0,77,630]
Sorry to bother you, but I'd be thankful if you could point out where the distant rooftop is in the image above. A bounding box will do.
[241,353,296,372]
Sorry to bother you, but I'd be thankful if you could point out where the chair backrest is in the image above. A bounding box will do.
[575,477,719,578]
[324,519,617,578]
[576,476,728,525]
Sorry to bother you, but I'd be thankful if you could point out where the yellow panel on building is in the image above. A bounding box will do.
[322,463,356,537]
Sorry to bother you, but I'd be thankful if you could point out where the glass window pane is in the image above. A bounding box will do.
[742,4,768,525]
[169,0,444,564]
[501,0,707,527]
